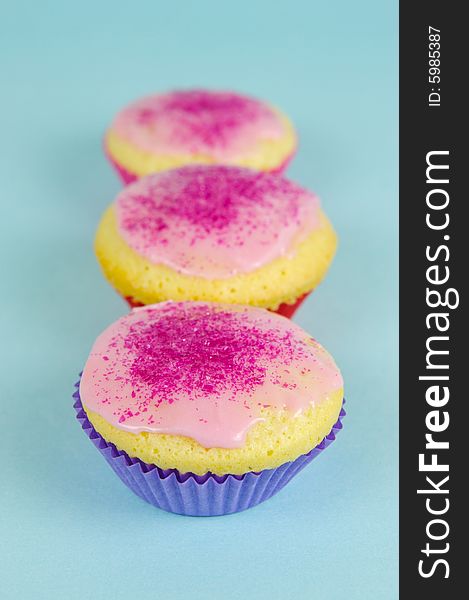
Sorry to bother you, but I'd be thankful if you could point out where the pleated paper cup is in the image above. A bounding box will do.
[74,380,345,517]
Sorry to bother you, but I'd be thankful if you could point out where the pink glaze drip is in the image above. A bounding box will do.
[110,90,287,161]
[115,165,320,279]
[79,302,343,449]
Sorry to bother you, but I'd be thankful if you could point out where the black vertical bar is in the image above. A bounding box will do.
[400,1,464,595]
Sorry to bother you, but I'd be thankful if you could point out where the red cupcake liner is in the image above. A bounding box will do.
[106,150,138,185]
[269,150,295,174]
[123,291,310,319]
[274,292,309,318]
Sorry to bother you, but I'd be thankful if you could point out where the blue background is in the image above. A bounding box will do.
[0,1,397,598]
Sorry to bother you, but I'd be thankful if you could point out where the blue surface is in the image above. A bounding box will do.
[0,1,397,598]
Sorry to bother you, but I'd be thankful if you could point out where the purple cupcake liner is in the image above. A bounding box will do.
[73,379,345,517]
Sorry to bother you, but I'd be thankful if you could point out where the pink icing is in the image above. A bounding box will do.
[115,165,320,279]
[79,302,343,449]
[110,90,288,161]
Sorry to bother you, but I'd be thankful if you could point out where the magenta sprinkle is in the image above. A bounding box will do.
[111,304,309,413]
[133,90,274,150]
[118,165,302,249]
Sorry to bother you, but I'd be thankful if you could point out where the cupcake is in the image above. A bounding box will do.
[95,165,337,318]
[75,302,345,516]
[104,89,297,183]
